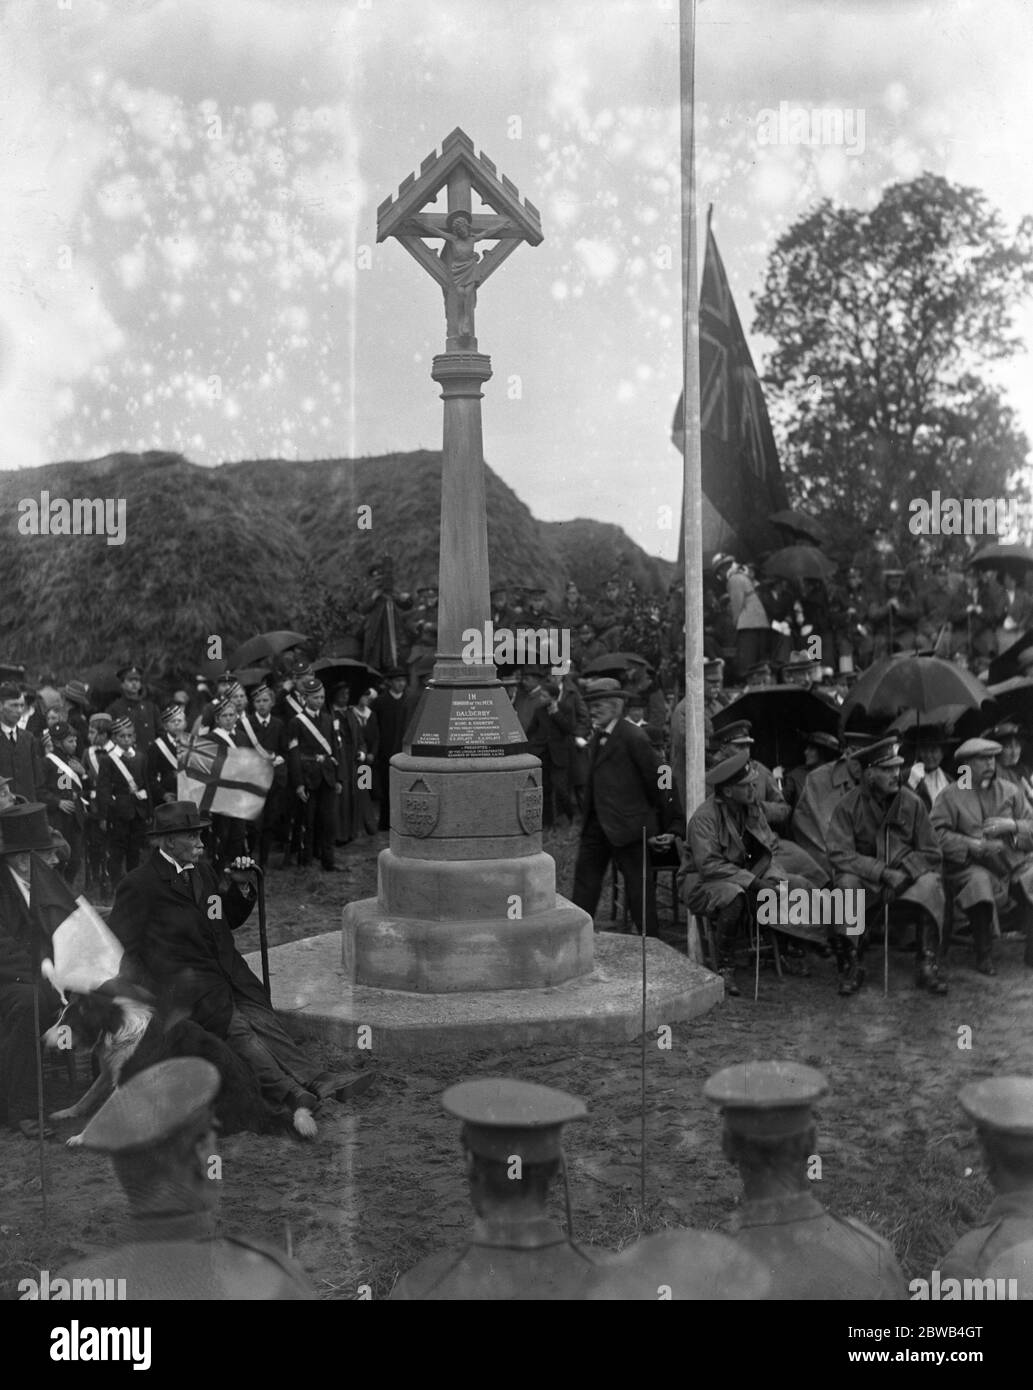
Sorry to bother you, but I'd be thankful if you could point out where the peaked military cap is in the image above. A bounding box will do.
[958,1077,1033,1138]
[78,1058,220,1153]
[116,664,143,682]
[803,730,841,753]
[705,749,757,789]
[443,1078,587,1163]
[955,737,1002,759]
[704,1061,828,1139]
[983,721,1024,740]
[854,737,903,769]
[719,719,753,744]
[703,658,724,677]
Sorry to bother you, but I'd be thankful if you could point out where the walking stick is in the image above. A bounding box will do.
[31,930,48,1224]
[640,826,647,1216]
[254,864,271,999]
[882,825,890,998]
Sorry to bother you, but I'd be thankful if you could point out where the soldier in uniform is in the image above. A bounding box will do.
[939,1077,1033,1291]
[788,732,872,875]
[98,715,150,889]
[54,1059,315,1298]
[703,657,730,719]
[40,720,87,885]
[678,751,828,996]
[82,712,114,895]
[391,1078,600,1300]
[704,1060,907,1300]
[147,702,186,808]
[826,737,948,996]
[107,663,161,750]
[287,675,342,871]
[931,736,1033,975]
[712,720,790,830]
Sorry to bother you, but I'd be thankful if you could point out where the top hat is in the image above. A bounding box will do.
[0,803,54,855]
[146,800,211,837]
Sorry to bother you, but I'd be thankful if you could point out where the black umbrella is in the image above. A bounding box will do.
[988,630,1033,686]
[982,677,1033,733]
[840,654,989,731]
[767,509,824,545]
[79,665,124,706]
[762,546,836,584]
[967,543,1033,580]
[228,630,310,669]
[712,685,840,773]
[312,656,383,698]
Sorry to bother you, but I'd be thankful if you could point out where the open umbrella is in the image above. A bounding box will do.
[228,630,310,670]
[967,543,1033,580]
[767,509,824,545]
[233,666,272,689]
[79,665,124,706]
[982,677,1033,732]
[712,685,839,773]
[888,704,968,736]
[762,546,836,584]
[841,654,990,731]
[583,652,651,675]
[312,656,384,698]
[988,630,1033,686]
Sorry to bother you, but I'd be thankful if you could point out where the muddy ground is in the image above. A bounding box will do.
[3,824,1032,1300]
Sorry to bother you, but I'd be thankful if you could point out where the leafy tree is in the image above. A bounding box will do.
[753,173,1033,560]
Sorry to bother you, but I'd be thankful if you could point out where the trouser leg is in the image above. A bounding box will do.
[571,816,611,922]
[225,1006,317,1113]
[613,838,660,937]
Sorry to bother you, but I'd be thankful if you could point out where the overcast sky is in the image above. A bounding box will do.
[2,0,1031,560]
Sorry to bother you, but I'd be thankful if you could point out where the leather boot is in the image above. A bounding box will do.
[914,920,948,995]
[834,937,863,995]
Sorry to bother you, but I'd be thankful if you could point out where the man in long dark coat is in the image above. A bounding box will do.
[109,801,368,1138]
[826,737,947,997]
[0,682,44,802]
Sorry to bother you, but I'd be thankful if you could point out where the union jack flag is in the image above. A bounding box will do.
[178,737,274,821]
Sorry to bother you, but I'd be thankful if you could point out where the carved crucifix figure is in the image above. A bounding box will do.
[402,208,526,346]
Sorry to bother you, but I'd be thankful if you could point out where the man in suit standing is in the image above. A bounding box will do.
[287,675,342,871]
[570,678,676,938]
[373,669,418,831]
[0,682,44,802]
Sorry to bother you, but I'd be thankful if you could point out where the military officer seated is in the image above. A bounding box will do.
[678,750,828,996]
[826,736,948,997]
[930,737,1033,975]
[391,1078,600,1300]
[940,1077,1033,1294]
[705,1060,907,1300]
[55,1059,315,1299]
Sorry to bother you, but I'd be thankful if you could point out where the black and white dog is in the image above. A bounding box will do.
[44,985,278,1141]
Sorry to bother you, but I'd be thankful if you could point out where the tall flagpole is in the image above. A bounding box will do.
[680,1,706,859]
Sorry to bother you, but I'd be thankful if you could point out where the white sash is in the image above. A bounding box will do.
[46,751,83,791]
[294,709,333,757]
[110,749,147,799]
[239,712,270,756]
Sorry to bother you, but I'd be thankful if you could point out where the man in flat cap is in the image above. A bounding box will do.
[108,664,161,750]
[287,675,342,871]
[570,678,677,939]
[705,1061,907,1300]
[826,736,948,996]
[109,801,371,1138]
[391,1078,600,1300]
[931,737,1033,974]
[55,1059,315,1298]
[939,1077,1033,1291]
[985,720,1033,803]
[97,714,150,890]
[0,681,44,802]
[678,751,828,995]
